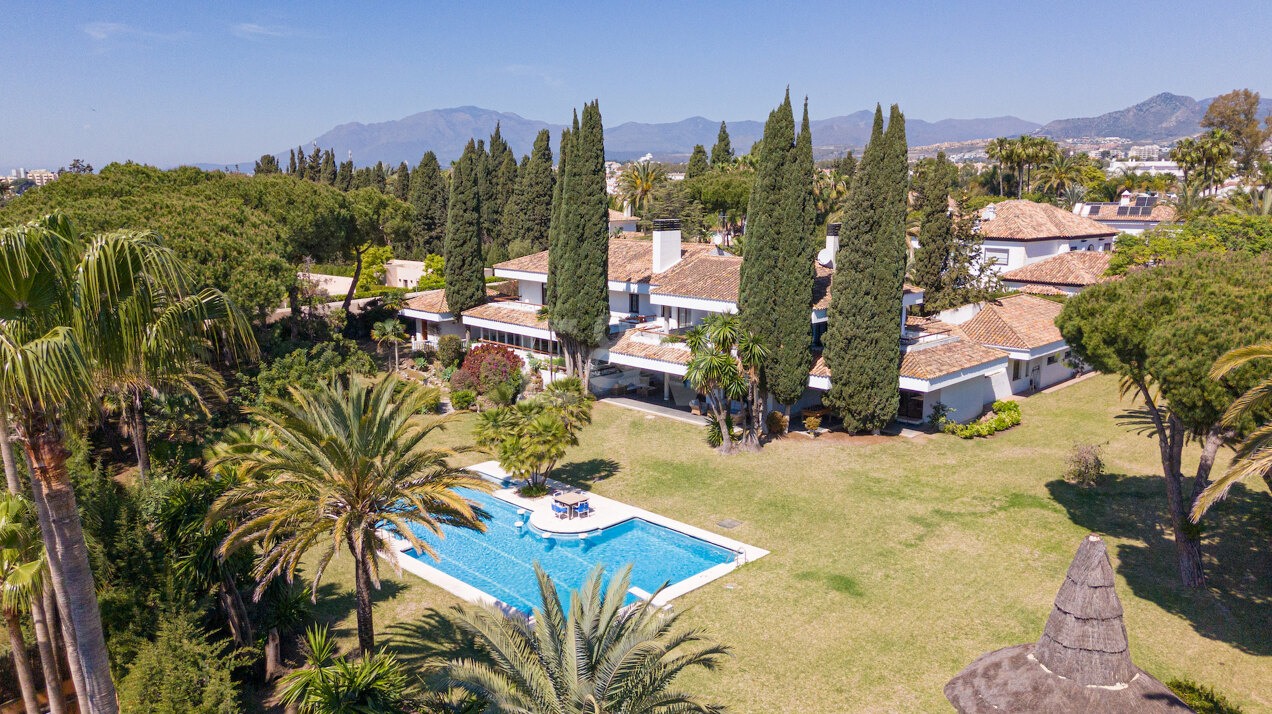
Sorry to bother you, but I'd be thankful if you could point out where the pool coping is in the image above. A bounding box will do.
[380,460,768,613]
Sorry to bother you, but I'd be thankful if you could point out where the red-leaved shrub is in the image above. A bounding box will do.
[461,343,523,393]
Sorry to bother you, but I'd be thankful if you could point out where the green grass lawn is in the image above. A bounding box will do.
[306,374,1272,713]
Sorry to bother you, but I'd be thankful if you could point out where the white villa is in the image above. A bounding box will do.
[1072,192,1175,235]
[398,219,1082,424]
[975,199,1116,273]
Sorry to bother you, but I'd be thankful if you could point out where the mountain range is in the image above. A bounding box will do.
[209,91,1269,170]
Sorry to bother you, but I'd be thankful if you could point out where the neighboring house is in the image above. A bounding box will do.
[400,282,517,347]
[384,259,441,289]
[400,223,1084,425]
[607,207,639,234]
[1072,193,1175,235]
[297,271,354,297]
[976,200,1116,273]
[1000,251,1113,296]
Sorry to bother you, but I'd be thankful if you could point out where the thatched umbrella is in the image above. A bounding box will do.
[944,533,1194,713]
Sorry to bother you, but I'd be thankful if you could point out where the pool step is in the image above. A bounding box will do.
[627,586,653,602]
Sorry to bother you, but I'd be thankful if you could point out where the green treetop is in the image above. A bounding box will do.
[911,152,957,301]
[407,152,449,258]
[711,121,734,167]
[686,144,709,180]
[444,140,487,316]
[501,129,555,259]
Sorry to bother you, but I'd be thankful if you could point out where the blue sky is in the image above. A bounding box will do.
[3,1,1270,172]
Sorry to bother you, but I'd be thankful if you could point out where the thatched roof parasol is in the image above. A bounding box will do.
[944,533,1194,713]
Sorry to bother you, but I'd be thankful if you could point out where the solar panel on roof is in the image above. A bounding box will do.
[1116,206,1130,216]
[1088,205,1101,215]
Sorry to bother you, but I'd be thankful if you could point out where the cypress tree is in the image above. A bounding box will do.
[295,146,307,178]
[710,121,734,167]
[501,129,554,258]
[394,161,411,201]
[306,146,322,181]
[911,151,956,302]
[488,151,519,264]
[739,91,795,394]
[836,150,857,178]
[444,140,486,318]
[825,104,906,433]
[320,151,337,185]
[372,162,387,193]
[686,144,709,179]
[545,121,573,317]
[408,151,448,257]
[287,149,297,175]
[769,98,817,409]
[336,160,352,191]
[548,102,609,388]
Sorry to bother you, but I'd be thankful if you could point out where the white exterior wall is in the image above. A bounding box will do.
[982,238,1109,275]
[519,280,544,305]
[1006,351,1075,392]
[384,260,430,288]
[608,288,651,315]
[407,316,463,348]
[927,377,990,423]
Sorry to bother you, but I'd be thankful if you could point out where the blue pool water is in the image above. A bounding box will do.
[397,489,737,613]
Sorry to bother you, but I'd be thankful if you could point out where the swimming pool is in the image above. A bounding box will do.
[395,489,738,613]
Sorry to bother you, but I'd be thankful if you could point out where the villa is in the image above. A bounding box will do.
[398,219,1083,424]
[999,250,1113,295]
[975,199,1116,273]
[1072,192,1175,235]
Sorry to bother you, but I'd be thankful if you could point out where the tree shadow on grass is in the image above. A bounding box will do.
[309,578,408,643]
[383,608,492,691]
[1046,474,1272,655]
[550,458,621,491]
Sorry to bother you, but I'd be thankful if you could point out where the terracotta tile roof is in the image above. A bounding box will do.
[961,293,1064,350]
[653,252,916,308]
[899,339,1008,380]
[810,337,1005,381]
[460,302,549,330]
[607,330,692,366]
[608,208,639,223]
[1001,251,1112,288]
[978,200,1116,241]
[402,284,517,316]
[1082,202,1176,223]
[494,239,714,284]
[1015,284,1069,296]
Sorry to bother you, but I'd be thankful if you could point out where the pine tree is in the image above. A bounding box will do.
[287,149,297,175]
[408,152,449,258]
[911,152,956,302]
[686,144,709,180]
[501,129,556,259]
[548,102,609,389]
[255,154,281,174]
[321,151,337,185]
[394,161,411,201]
[824,104,908,433]
[711,121,734,167]
[444,140,487,318]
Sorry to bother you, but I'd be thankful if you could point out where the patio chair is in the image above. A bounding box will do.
[576,501,591,518]
[552,500,569,519]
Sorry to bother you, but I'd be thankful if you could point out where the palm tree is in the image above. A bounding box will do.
[208,374,491,654]
[0,215,252,713]
[447,564,730,714]
[617,161,667,215]
[1033,153,1087,197]
[1167,177,1219,221]
[371,318,407,372]
[1226,187,1272,217]
[1169,137,1203,186]
[1191,344,1272,521]
[985,138,1012,196]
[473,377,592,489]
[281,625,415,714]
[0,495,61,714]
[683,314,765,454]
[101,282,253,480]
[813,169,849,225]
[1199,129,1235,188]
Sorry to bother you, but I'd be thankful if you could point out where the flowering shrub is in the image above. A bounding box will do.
[461,343,524,393]
[449,368,479,393]
[941,400,1021,439]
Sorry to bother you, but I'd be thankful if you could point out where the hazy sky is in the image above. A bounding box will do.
[4,0,1270,172]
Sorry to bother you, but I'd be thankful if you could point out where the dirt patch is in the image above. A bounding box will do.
[795,431,895,446]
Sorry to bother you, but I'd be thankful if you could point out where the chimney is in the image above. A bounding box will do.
[623,201,634,218]
[652,218,682,274]
[1119,191,1132,206]
[818,222,841,268]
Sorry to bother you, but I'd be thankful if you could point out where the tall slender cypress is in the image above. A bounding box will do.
[444,140,487,317]
[288,149,297,175]
[372,162,387,192]
[295,146,308,178]
[769,98,817,408]
[686,144,709,179]
[393,161,411,201]
[911,151,956,301]
[548,102,609,387]
[545,120,574,318]
[711,121,734,167]
[501,129,555,257]
[487,151,519,264]
[825,105,900,433]
[869,104,908,425]
[409,151,449,257]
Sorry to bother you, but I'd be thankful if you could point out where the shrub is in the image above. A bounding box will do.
[449,368,480,393]
[485,381,520,407]
[437,334,464,368]
[803,415,822,434]
[440,365,457,381]
[116,609,241,714]
[1064,443,1105,486]
[411,344,437,364]
[418,388,442,414]
[926,402,951,430]
[766,410,788,434]
[464,343,524,392]
[942,400,1021,439]
[704,413,735,448]
[450,389,477,411]
[1167,678,1244,714]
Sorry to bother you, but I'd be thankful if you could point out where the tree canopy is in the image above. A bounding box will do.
[1110,215,1272,273]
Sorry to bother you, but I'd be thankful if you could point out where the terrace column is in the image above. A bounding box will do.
[664,378,670,401]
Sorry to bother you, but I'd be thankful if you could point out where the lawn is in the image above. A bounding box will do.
[306,374,1272,713]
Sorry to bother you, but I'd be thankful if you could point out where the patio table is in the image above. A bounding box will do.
[553,492,588,518]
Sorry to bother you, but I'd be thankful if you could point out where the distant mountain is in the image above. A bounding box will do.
[236,92,1268,170]
[1036,92,1272,142]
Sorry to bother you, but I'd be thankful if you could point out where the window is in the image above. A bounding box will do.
[629,293,640,314]
[1047,354,1059,365]
[676,307,692,327]
[1012,360,1023,381]
[984,247,1010,267]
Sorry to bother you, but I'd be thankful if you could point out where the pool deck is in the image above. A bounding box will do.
[382,460,768,612]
